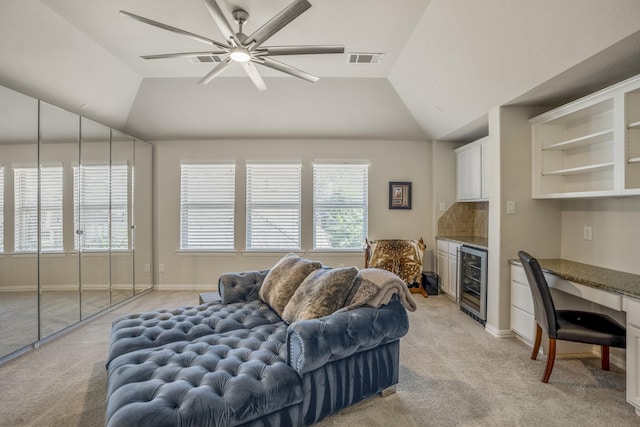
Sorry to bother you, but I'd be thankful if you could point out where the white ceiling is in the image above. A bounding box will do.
[2,1,640,142]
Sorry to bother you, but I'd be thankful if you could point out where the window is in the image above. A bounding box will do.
[73,164,129,251]
[0,166,3,252]
[313,163,368,250]
[246,163,301,250]
[180,164,235,250]
[14,166,63,252]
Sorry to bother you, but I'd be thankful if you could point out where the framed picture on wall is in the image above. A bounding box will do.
[389,182,412,209]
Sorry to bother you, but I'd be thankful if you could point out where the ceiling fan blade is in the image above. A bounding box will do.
[254,57,318,83]
[241,62,267,91]
[257,45,344,56]
[198,56,232,84]
[141,51,228,60]
[120,10,230,50]
[201,0,241,46]
[246,0,311,48]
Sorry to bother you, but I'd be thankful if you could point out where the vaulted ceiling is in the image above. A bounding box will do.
[1,0,640,142]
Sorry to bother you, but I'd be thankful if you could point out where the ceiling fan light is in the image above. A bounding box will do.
[230,48,251,63]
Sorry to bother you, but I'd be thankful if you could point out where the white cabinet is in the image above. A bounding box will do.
[626,297,640,415]
[456,136,489,201]
[436,238,460,300]
[530,73,640,198]
[436,247,448,297]
[510,264,536,343]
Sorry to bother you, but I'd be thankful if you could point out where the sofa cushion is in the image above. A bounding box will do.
[106,323,302,427]
[281,266,359,323]
[107,300,284,366]
[258,253,322,317]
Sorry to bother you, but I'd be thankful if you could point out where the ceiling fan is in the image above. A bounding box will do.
[120,0,344,91]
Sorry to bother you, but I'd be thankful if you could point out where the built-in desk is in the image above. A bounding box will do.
[510,259,640,416]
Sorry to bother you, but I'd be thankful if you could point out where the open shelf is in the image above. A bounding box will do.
[542,162,614,176]
[629,157,640,164]
[542,129,613,151]
[628,120,640,129]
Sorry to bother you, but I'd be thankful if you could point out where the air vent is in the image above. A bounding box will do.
[189,55,223,64]
[348,52,384,64]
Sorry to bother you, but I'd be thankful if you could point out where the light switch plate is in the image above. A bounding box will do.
[583,226,592,241]
[439,202,446,212]
[506,200,516,214]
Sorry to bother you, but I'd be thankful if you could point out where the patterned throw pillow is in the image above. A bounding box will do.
[259,253,322,317]
[367,239,425,286]
[281,266,359,323]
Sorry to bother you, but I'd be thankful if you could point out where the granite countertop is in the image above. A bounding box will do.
[511,258,640,300]
[437,235,488,250]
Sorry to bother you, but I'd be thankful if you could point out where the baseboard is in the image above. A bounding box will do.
[484,323,515,338]
[152,283,219,291]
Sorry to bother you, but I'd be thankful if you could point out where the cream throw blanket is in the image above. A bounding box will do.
[338,268,417,312]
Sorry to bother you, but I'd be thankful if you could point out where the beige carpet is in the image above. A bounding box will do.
[0,290,637,426]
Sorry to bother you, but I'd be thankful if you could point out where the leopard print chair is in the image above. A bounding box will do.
[364,238,427,298]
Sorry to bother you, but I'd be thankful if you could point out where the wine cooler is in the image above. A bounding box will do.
[459,245,488,325]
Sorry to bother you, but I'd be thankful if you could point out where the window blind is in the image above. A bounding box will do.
[73,164,128,251]
[180,164,235,250]
[246,163,301,250]
[14,166,63,252]
[313,163,368,249]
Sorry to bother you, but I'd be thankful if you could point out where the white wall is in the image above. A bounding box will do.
[152,139,432,289]
[560,198,640,274]
[487,106,562,335]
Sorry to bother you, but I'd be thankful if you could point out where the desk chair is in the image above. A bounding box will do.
[517,251,626,383]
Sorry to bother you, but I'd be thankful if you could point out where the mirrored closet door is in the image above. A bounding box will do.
[39,102,80,339]
[79,118,111,319]
[0,85,39,357]
[0,83,153,362]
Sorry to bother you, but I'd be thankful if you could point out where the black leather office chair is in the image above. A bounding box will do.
[517,251,626,383]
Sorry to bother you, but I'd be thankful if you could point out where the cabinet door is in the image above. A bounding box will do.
[436,251,448,295]
[448,244,460,299]
[481,139,489,200]
[627,298,640,411]
[456,143,482,200]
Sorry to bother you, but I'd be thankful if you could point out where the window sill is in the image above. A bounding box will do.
[176,250,238,256]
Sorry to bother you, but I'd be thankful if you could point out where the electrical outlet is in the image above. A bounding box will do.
[144,264,150,273]
[439,202,446,212]
[506,200,516,215]
[583,226,592,241]
[159,264,165,273]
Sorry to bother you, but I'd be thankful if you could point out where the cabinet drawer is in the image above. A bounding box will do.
[448,242,460,256]
[545,274,623,311]
[436,239,448,252]
[511,264,528,286]
[511,280,534,314]
[626,297,640,327]
[511,306,536,342]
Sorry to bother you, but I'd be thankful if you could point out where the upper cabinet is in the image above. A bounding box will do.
[531,74,640,198]
[456,136,489,201]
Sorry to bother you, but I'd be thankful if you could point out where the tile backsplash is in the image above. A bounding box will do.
[437,202,488,238]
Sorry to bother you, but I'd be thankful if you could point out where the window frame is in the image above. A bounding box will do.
[312,162,369,251]
[179,163,236,251]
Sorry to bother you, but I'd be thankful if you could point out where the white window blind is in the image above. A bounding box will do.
[0,166,3,252]
[246,163,301,250]
[180,164,235,250]
[14,166,63,252]
[313,163,368,250]
[73,164,128,251]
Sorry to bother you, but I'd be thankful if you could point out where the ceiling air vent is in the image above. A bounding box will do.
[189,55,223,64]
[348,52,384,64]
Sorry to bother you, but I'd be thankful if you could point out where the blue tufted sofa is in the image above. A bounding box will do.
[105,269,410,427]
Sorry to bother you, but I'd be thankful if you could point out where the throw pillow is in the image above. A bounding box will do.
[282,266,360,323]
[259,253,322,317]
